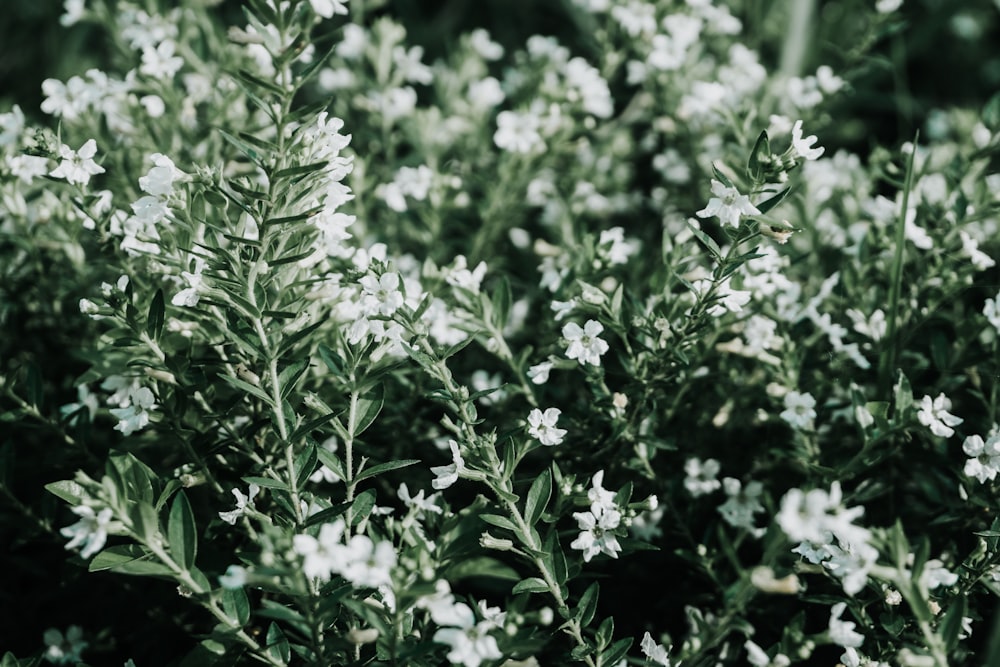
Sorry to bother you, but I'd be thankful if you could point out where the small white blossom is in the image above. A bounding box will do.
[310,0,349,18]
[50,139,105,185]
[61,505,114,559]
[570,502,622,562]
[527,361,553,384]
[218,483,260,525]
[790,120,825,160]
[431,439,465,490]
[684,457,721,497]
[562,320,609,366]
[962,432,1000,483]
[527,407,567,446]
[828,602,865,648]
[293,519,348,581]
[780,390,816,430]
[432,601,503,667]
[695,179,760,228]
[917,393,963,438]
[109,386,157,436]
[640,632,673,666]
[43,625,88,664]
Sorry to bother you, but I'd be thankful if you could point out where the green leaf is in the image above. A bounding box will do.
[754,187,791,215]
[45,479,88,504]
[480,513,518,533]
[746,129,770,182]
[445,557,520,582]
[241,476,289,491]
[132,500,161,545]
[524,469,552,526]
[595,616,614,648]
[575,582,600,627]
[278,358,311,400]
[354,459,421,484]
[711,163,735,189]
[351,384,384,437]
[317,344,345,375]
[223,587,251,627]
[265,622,290,663]
[983,91,1000,132]
[168,491,197,571]
[147,288,165,341]
[90,545,173,577]
[219,373,275,406]
[940,595,968,652]
[294,443,319,490]
[893,371,913,418]
[599,637,633,666]
[1,652,24,667]
[511,577,549,594]
[273,161,330,181]
[687,221,722,259]
[349,489,377,526]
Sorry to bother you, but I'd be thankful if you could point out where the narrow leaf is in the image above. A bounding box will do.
[168,491,197,571]
[147,288,165,341]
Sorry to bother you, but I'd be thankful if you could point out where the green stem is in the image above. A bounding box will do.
[879,134,919,397]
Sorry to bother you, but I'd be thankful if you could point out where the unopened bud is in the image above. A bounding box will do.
[347,628,380,645]
[751,566,801,594]
[480,532,515,551]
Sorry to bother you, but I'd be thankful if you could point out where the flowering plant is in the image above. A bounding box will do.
[2,1,1000,666]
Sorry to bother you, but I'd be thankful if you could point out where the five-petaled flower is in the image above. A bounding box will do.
[50,139,105,185]
[962,432,1000,483]
[696,179,760,228]
[218,483,261,525]
[790,120,825,161]
[527,407,567,446]
[562,319,609,366]
[917,393,963,438]
[61,505,114,559]
[570,501,623,562]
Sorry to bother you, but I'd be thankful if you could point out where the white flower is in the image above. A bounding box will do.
[140,40,184,79]
[432,602,503,667]
[218,483,260,525]
[570,502,622,562]
[745,639,790,667]
[780,390,816,430]
[962,432,1000,483]
[61,505,114,559]
[640,632,673,666]
[790,120,825,160]
[695,179,760,228]
[398,483,443,515]
[586,470,618,510]
[109,386,157,436]
[50,139,105,185]
[43,625,88,664]
[494,110,544,154]
[959,230,995,271]
[919,559,958,590]
[527,407,567,446]
[562,320,609,366]
[360,271,404,316]
[917,393,963,438]
[777,482,870,548]
[828,602,864,648]
[985,294,1000,333]
[431,440,465,490]
[138,153,183,197]
[310,0,349,18]
[293,520,348,581]
[340,534,396,588]
[717,478,765,532]
[527,361,553,385]
[684,457,721,497]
